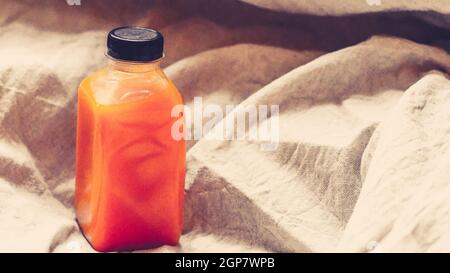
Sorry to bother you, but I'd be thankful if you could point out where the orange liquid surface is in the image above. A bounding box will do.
[75,66,185,252]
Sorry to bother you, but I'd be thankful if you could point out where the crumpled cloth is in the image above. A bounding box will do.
[0,0,449,252]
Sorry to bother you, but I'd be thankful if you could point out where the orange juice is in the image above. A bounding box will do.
[75,27,185,252]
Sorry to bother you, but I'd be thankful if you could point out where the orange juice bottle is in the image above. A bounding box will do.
[75,27,185,252]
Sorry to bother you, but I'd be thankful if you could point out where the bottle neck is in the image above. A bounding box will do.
[109,59,161,73]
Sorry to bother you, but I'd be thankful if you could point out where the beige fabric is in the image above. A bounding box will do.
[0,0,450,252]
[243,0,450,14]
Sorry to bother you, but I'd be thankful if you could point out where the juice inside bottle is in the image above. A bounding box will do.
[75,27,185,252]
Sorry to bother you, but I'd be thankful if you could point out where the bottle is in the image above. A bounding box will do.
[75,27,185,252]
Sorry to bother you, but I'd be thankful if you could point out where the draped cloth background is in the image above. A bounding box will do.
[0,0,450,252]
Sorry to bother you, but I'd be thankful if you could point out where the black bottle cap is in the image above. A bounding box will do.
[106,26,164,62]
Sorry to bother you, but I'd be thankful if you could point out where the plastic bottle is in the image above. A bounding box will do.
[75,27,185,252]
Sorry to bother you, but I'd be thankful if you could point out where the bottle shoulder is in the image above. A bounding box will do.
[79,66,181,105]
